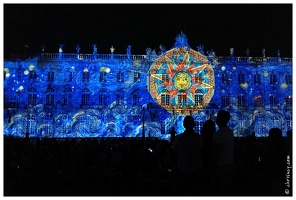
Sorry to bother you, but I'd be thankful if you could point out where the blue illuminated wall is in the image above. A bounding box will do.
[3,33,292,138]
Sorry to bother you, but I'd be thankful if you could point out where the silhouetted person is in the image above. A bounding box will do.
[169,127,176,146]
[200,119,216,192]
[255,128,286,195]
[173,115,202,195]
[211,110,235,195]
[25,131,29,139]
[285,130,292,157]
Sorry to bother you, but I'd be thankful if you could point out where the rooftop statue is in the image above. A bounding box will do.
[172,31,191,49]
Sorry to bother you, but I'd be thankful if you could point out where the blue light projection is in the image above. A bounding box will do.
[3,33,292,139]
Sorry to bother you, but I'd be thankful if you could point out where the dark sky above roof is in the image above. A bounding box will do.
[4,3,292,58]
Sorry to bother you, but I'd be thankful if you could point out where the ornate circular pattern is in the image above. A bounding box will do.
[149,47,215,115]
[173,72,192,91]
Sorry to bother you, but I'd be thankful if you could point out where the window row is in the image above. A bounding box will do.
[24,70,141,83]
[224,71,292,85]
[26,87,141,107]
[160,93,292,107]
[12,69,292,85]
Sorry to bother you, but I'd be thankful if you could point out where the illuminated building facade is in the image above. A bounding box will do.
[3,33,292,138]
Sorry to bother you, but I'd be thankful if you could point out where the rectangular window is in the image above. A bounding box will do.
[285,96,292,107]
[68,72,73,82]
[285,74,292,84]
[134,72,140,82]
[254,95,262,107]
[254,74,261,84]
[28,94,37,105]
[238,73,245,84]
[117,72,124,82]
[83,72,90,82]
[222,73,229,84]
[162,74,169,85]
[195,121,204,135]
[286,116,292,131]
[161,94,170,106]
[238,95,246,107]
[82,94,90,105]
[270,74,277,84]
[29,71,37,79]
[195,74,202,84]
[222,95,230,107]
[194,94,203,106]
[178,94,187,105]
[46,94,54,105]
[64,94,72,105]
[132,95,139,106]
[99,71,106,82]
[269,95,277,106]
[98,94,106,105]
[47,72,54,82]
[116,94,123,105]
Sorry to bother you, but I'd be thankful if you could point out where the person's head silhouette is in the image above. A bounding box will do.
[216,110,231,128]
[183,115,195,130]
[268,128,282,140]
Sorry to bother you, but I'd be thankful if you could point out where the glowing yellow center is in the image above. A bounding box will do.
[174,72,192,91]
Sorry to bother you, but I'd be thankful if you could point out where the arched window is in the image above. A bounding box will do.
[116,89,124,105]
[195,73,202,84]
[100,71,107,82]
[117,72,124,82]
[254,88,263,107]
[237,95,246,107]
[238,71,245,84]
[222,72,229,84]
[194,121,204,135]
[42,113,53,138]
[98,88,107,106]
[255,115,265,137]
[46,86,54,105]
[178,94,187,106]
[29,70,37,80]
[134,72,141,82]
[68,71,73,82]
[285,73,292,84]
[194,90,203,106]
[64,86,73,105]
[285,96,292,107]
[238,115,248,136]
[286,115,292,131]
[132,94,139,106]
[28,87,37,105]
[82,88,90,105]
[254,72,261,84]
[222,95,230,107]
[26,114,37,136]
[162,74,169,85]
[82,68,90,82]
[254,95,263,107]
[270,73,277,84]
[47,71,54,82]
[271,115,280,129]
[161,89,170,106]
[269,95,277,106]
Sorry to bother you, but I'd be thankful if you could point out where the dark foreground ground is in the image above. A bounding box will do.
[4,136,292,196]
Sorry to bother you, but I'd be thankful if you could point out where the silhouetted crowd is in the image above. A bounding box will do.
[4,115,292,196]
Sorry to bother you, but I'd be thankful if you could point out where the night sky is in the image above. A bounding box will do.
[3,3,293,58]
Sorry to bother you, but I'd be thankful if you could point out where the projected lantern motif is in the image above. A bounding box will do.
[149,47,215,115]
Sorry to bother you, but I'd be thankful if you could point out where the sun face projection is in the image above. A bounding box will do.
[149,47,215,115]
